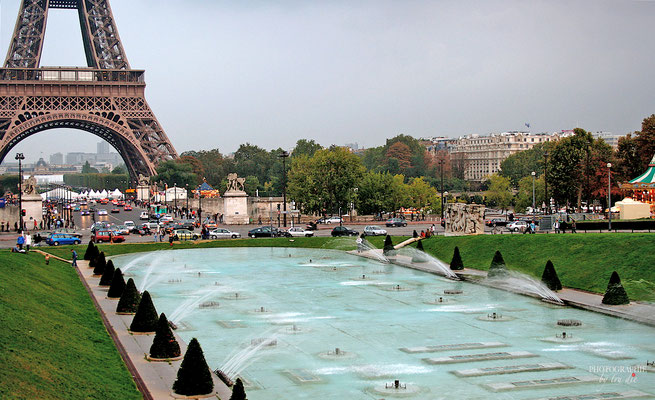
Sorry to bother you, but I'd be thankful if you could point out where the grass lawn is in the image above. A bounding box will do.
[416,233,655,302]
[0,251,141,400]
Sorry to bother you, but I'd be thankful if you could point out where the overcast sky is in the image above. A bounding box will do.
[2,0,655,162]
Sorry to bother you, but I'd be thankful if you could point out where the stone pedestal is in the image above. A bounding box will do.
[22,193,43,230]
[136,185,150,202]
[444,203,485,236]
[223,191,249,225]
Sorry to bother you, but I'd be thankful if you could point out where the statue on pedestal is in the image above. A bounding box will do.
[225,173,246,194]
[444,203,485,236]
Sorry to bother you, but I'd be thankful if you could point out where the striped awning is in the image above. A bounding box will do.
[629,154,655,184]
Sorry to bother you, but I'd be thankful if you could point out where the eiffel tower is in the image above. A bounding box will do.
[0,0,178,179]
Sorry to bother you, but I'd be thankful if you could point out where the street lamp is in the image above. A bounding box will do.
[278,150,289,227]
[543,151,549,214]
[531,171,536,218]
[438,159,445,220]
[174,182,177,214]
[185,183,189,215]
[15,153,25,231]
[197,184,202,222]
[607,162,612,231]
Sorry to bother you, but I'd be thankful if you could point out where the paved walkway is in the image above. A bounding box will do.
[37,250,232,400]
[352,249,655,327]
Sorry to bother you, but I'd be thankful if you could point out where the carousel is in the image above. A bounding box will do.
[620,154,655,214]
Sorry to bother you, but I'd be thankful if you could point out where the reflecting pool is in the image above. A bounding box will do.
[114,248,655,399]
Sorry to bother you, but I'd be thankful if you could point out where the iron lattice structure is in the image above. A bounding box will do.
[0,0,177,178]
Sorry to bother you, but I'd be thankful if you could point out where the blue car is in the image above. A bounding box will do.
[46,234,82,246]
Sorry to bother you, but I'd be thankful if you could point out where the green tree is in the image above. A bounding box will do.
[129,291,159,333]
[181,149,227,188]
[82,161,99,174]
[407,177,439,212]
[615,134,643,182]
[499,142,552,187]
[514,175,545,213]
[635,114,655,170]
[149,313,181,359]
[356,172,394,215]
[292,139,322,158]
[99,260,115,286]
[389,174,410,212]
[601,271,630,305]
[485,174,513,211]
[111,164,127,175]
[107,268,126,299]
[116,278,140,314]
[152,160,199,188]
[541,260,562,291]
[173,338,214,396]
[229,378,247,400]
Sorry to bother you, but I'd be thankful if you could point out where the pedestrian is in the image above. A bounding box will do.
[356,236,363,253]
[45,254,50,265]
[24,232,32,251]
[153,229,158,242]
[16,233,25,250]
[530,221,536,234]
[553,219,560,234]
[71,249,78,267]
[571,219,577,234]
[169,232,174,246]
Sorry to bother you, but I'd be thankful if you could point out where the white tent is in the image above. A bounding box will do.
[99,189,108,198]
[41,188,80,200]
[110,189,123,199]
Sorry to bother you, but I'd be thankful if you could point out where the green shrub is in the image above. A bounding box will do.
[83,241,96,261]
[92,252,106,276]
[99,260,115,286]
[130,291,159,332]
[149,313,181,359]
[541,260,562,291]
[116,278,140,314]
[412,240,428,263]
[172,338,214,396]
[602,271,630,305]
[229,378,247,400]
[383,235,395,256]
[487,250,508,278]
[107,268,126,299]
[449,246,464,270]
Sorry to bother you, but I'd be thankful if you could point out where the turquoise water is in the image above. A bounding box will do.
[114,248,655,399]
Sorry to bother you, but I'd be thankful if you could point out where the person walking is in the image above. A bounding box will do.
[24,232,32,251]
[553,219,560,234]
[71,249,78,267]
[571,219,577,234]
[530,221,536,234]
[16,232,25,250]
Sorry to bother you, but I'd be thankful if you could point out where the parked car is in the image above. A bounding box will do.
[203,220,218,229]
[172,229,199,241]
[141,221,160,230]
[485,218,508,227]
[324,216,343,224]
[97,209,108,216]
[116,225,131,235]
[248,226,279,238]
[124,220,136,231]
[283,227,314,237]
[159,215,174,223]
[46,233,81,246]
[139,211,149,220]
[385,218,407,227]
[52,228,84,238]
[331,226,359,237]
[363,225,387,236]
[177,220,196,230]
[507,220,529,232]
[209,228,242,239]
[93,230,125,243]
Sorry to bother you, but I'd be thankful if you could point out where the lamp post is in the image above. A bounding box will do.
[278,150,289,227]
[185,183,189,216]
[531,171,536,218]
[15,153,25,231]
[197,184,202,222]
[543,151,549,214]
[438,159,445,220]
[174,182,177,215]
[607,162,612,231]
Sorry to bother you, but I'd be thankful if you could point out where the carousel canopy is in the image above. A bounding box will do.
[198,182,214,191]
[629,154,655,185]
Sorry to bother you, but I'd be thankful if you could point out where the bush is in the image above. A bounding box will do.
[107,268,126,299]
[229,378,247,400]
[149,313,181,359]
[130,291,159,332]
[92,252,106,276]
[450,246,464,270]
[412,240,428,263]
[83,241,96,261]
[602,271,630,305]
[116,278,141,314]
[99,260,115,286]
[541,260,562,291]
[383,235,395,256]
[487,250,508,278]
[172,338,214,396]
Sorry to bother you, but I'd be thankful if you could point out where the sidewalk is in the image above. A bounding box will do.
[40,251,232,400]
[352,249,655,327]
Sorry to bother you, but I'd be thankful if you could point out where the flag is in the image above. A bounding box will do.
[525,122,531,128]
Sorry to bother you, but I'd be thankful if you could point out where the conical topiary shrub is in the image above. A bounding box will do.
[412,240,428,263]
[383,235,395,256]
[172,338,214,396]
[541,260,562,291]
[116,278,141,314]
[487,250,508,279]
[229,378,247,400]
[450,246,464,270]
[83,241,96,261]
[87,243,100,266]
[107,268,126,299]
[601,271,630,305]
[149,313,181,359]
[130,291,159,333]
[92,252,107,276]
[99,259,115,286]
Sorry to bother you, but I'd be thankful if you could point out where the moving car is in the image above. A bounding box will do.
[385,218,407,227]
[324,216,343,224]
[81,210,90,216]
[507,220,529,232]
[209,228,242,239]
[111,208,120,213]
[116,225,131,235]
[283,227,314,237]
[124,205,133,211]
[363,225,387,236]
[485,218,508,227]
[331,226,359,237]
[172,229,199,241]
[93,230,125,243]
[204,220,218,229]
[248,226,279,238]
[139,211,149,220]
[124,221,136,231]
[52,228,84,238]
[46,233,81,246]
[97,209,108,216]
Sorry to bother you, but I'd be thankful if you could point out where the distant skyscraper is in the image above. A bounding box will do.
[97,141,111,154]
[49,152,63,165]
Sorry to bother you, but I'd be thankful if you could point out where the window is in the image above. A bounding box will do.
[42,71,59,81]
